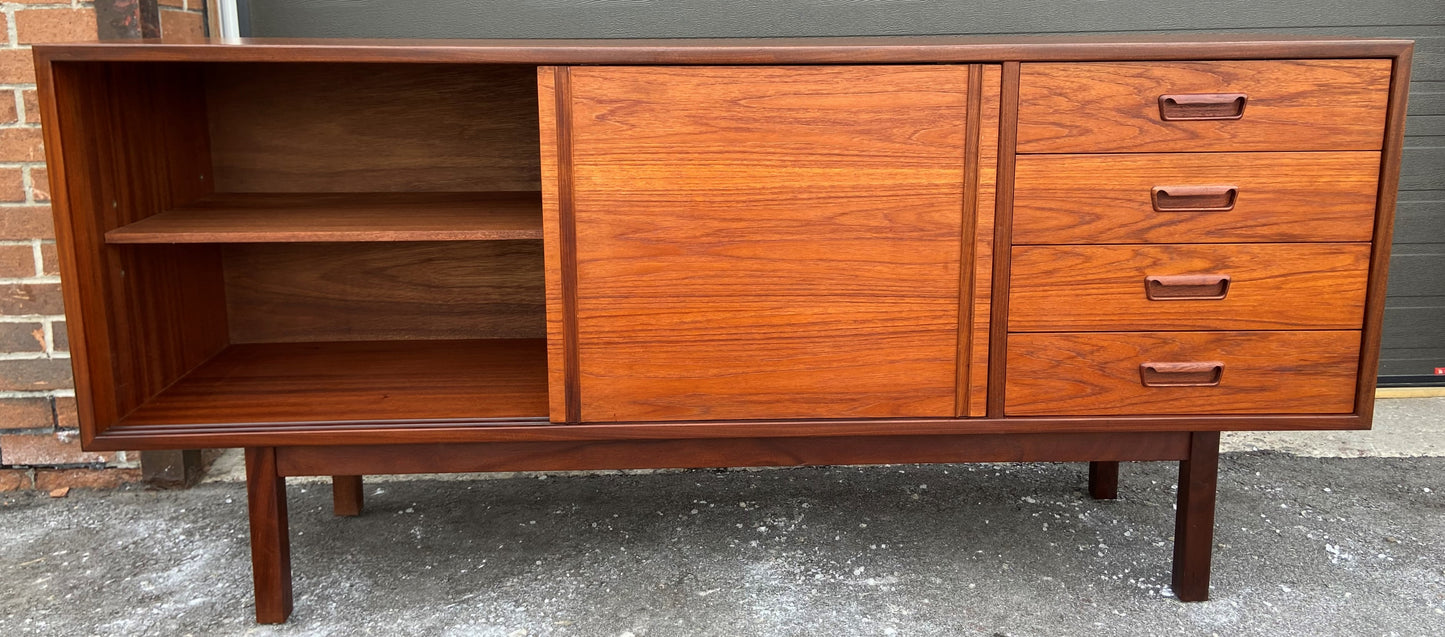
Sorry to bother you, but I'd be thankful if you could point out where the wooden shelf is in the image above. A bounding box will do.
[105,192,543,244]
[117,338,548,427]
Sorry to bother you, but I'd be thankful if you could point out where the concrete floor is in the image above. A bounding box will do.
[2,398,1442,636]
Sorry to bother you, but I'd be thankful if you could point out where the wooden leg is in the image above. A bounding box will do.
[1088,461,1119,500]
[245,448,293,624]
[332,475,364,517]
[1171,431,1220,602]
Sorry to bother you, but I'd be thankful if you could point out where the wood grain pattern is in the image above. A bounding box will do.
[1354,50,1414,422]
[1012,152,1380,244]
[537,67,569,422]
[43,61,228,443]
[105,192,543,243]
[1088,461,1119,500]
[244,447,292,624]
[956,64,983,418]
[1009,244,1371,331]
[118,339,548,426]
[206,63,540,192]
[986,62,1021,418]
[274,432,1192,476]
[568,65,968,421]
[89,412,1367,452]
[965,64,1001,417]
[223,241,543,343]
[554,68,582,424]
[31,36,1414,66]
[1172,431,1220,602]
[1005,331,1361,415]
[1017,59,1392,152]
[331,475,363,517]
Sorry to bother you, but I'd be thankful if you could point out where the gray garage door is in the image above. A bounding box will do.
[243,0,1445,385]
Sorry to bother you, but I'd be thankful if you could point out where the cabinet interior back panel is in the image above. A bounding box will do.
[205,63,542,193]
[566,65,969,422]
[224,241,545,343]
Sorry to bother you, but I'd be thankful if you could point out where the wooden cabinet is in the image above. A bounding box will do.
[31,36,1411,623]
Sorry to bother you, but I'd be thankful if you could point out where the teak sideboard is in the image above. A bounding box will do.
[31,36,1412,623]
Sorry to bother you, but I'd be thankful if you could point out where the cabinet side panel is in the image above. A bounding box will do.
[967,65,1002,417]
[1355,50,1413,424]
[538,67,568,422]
[44,62,226,443]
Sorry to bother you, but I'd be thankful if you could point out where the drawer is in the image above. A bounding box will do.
[1008,244,1370,332]
[1005,331,1360,416]
[1016,59,1391,153]
[1013,152,1380,244]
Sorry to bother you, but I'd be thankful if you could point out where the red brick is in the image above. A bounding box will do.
[39,242,56,275]
[0,397,53,430]
[0,49,37,85]
[0,206,55,240]
[30,167,49,203]
[50,320,67,352]
[159,0,185,8]
[0,167,24,201]
[23,90,39,125]
[0,322,46,353]
[0,283,64,314]
[0,128,45,162]
[1,431,110,465]
[0,94,16,125]
[161,9,205,42]
[0,469,34,491]
[53,396,76,428]
[0,358,73,391]
[16,9,94,45]
[34,468,140,490]
[0,244,33,277]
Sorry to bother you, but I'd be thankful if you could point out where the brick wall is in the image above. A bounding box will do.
[0,1,207,493]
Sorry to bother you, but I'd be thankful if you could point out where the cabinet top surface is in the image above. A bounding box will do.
[32,34,1411,65]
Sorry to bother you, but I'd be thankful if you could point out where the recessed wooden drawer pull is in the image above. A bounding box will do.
[1158,93,1247,121]
[1144,274,1231,300]
[1139,361,1225,387]
[1151,185,1239,212]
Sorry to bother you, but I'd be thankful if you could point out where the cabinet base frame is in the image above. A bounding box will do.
[243,431,1219,623]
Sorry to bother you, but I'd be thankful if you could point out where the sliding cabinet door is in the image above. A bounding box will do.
[544,65,972,422]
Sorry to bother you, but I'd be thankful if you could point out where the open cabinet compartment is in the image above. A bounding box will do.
[48,60,549,445]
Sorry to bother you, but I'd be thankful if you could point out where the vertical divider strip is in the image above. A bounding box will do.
[986,61,1021,418]
[554,67,582,423]
[957,64,984,417]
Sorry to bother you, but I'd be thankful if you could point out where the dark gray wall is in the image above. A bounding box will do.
[246,0,1445,381]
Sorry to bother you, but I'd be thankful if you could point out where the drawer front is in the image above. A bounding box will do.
[1009,244,1370,331]
[1017,60,1391,153]
[1013,152,1380,244]
[1005,331,1360,415]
